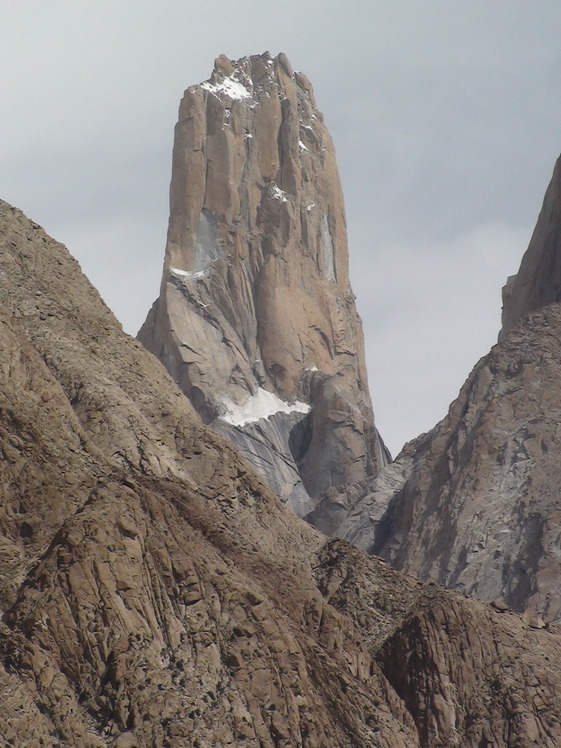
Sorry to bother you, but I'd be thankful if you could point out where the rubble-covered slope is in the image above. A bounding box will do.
[3,201,561,746]
[138,52,388,518]
[337,156,561,625]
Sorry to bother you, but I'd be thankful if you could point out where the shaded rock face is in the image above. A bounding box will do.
[337,155,561,625]
[3,201,561,746]
[138,52,387,516]
[501,155,561,337]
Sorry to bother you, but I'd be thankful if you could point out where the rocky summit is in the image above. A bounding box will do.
[501,154,561,338]
[138,52,388,518]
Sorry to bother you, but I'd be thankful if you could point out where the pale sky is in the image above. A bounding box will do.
[3,2,561,455]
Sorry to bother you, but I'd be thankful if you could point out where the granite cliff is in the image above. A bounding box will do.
[138,52,388,517]
[501,154,561,337]
[3,199,561,745]
[336,156,561,625]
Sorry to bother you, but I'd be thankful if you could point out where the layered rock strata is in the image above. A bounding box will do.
[3,200,561,746]
[138,52,388,516]
[336,156,561,624]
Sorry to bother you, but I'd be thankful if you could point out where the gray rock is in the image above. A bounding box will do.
[501,154,561,337]
[138,53,388,517]
[336,154,561,623]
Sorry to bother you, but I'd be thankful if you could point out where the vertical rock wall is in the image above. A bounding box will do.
[501,155,561,337]
[139,52,388,515]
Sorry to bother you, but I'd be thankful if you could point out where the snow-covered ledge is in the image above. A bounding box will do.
[219,387,310,427]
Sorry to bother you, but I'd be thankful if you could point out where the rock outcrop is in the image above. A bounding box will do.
[138,52,388,517]
[501,155,561,336]
[3,200,561,746]
[336,155,561,625]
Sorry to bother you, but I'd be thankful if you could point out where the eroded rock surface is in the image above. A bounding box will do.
[138,52,388,516]
[337,155,561,625]
[501,154,561,336]
[3,200,561,746]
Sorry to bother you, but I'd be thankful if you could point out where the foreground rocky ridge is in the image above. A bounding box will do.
[3,201,561,745]
[336,157,561,625]
[138,52,388,518]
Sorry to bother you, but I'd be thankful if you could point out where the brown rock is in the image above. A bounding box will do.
[338,304,561,623]
[138,52,388,516]
[3,198,561,745]
[501,154,561,337]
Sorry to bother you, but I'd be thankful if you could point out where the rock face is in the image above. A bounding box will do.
[337,156,561,625]
[3,200,561,746]
[501,155,561,337]
[138,52,388,517]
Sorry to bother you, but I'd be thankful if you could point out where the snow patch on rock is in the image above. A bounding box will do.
[271,185,288,203]
[220,387,310,427]
[170,267,206,281]
[201,76,251,101]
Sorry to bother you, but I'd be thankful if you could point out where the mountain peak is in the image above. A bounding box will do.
[208,51,295,84]
[139,55,388,518]
[500,154,561,337]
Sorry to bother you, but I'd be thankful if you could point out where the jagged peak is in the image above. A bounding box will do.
[139,56,384,518]
[184,51,318,112]
[500,154,561,338]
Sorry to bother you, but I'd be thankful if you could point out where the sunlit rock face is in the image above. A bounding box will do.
[335,155,561,624]
[138,52,388,516]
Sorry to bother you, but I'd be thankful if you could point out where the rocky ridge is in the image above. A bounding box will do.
[2,201,561,746]
[138,52,388,517]
[335,156,561,625]
[501,154,561,337]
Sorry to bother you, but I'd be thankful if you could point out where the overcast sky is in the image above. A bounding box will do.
[3,2,561,455]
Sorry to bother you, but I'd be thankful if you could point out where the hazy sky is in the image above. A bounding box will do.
[3,2,561,455]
